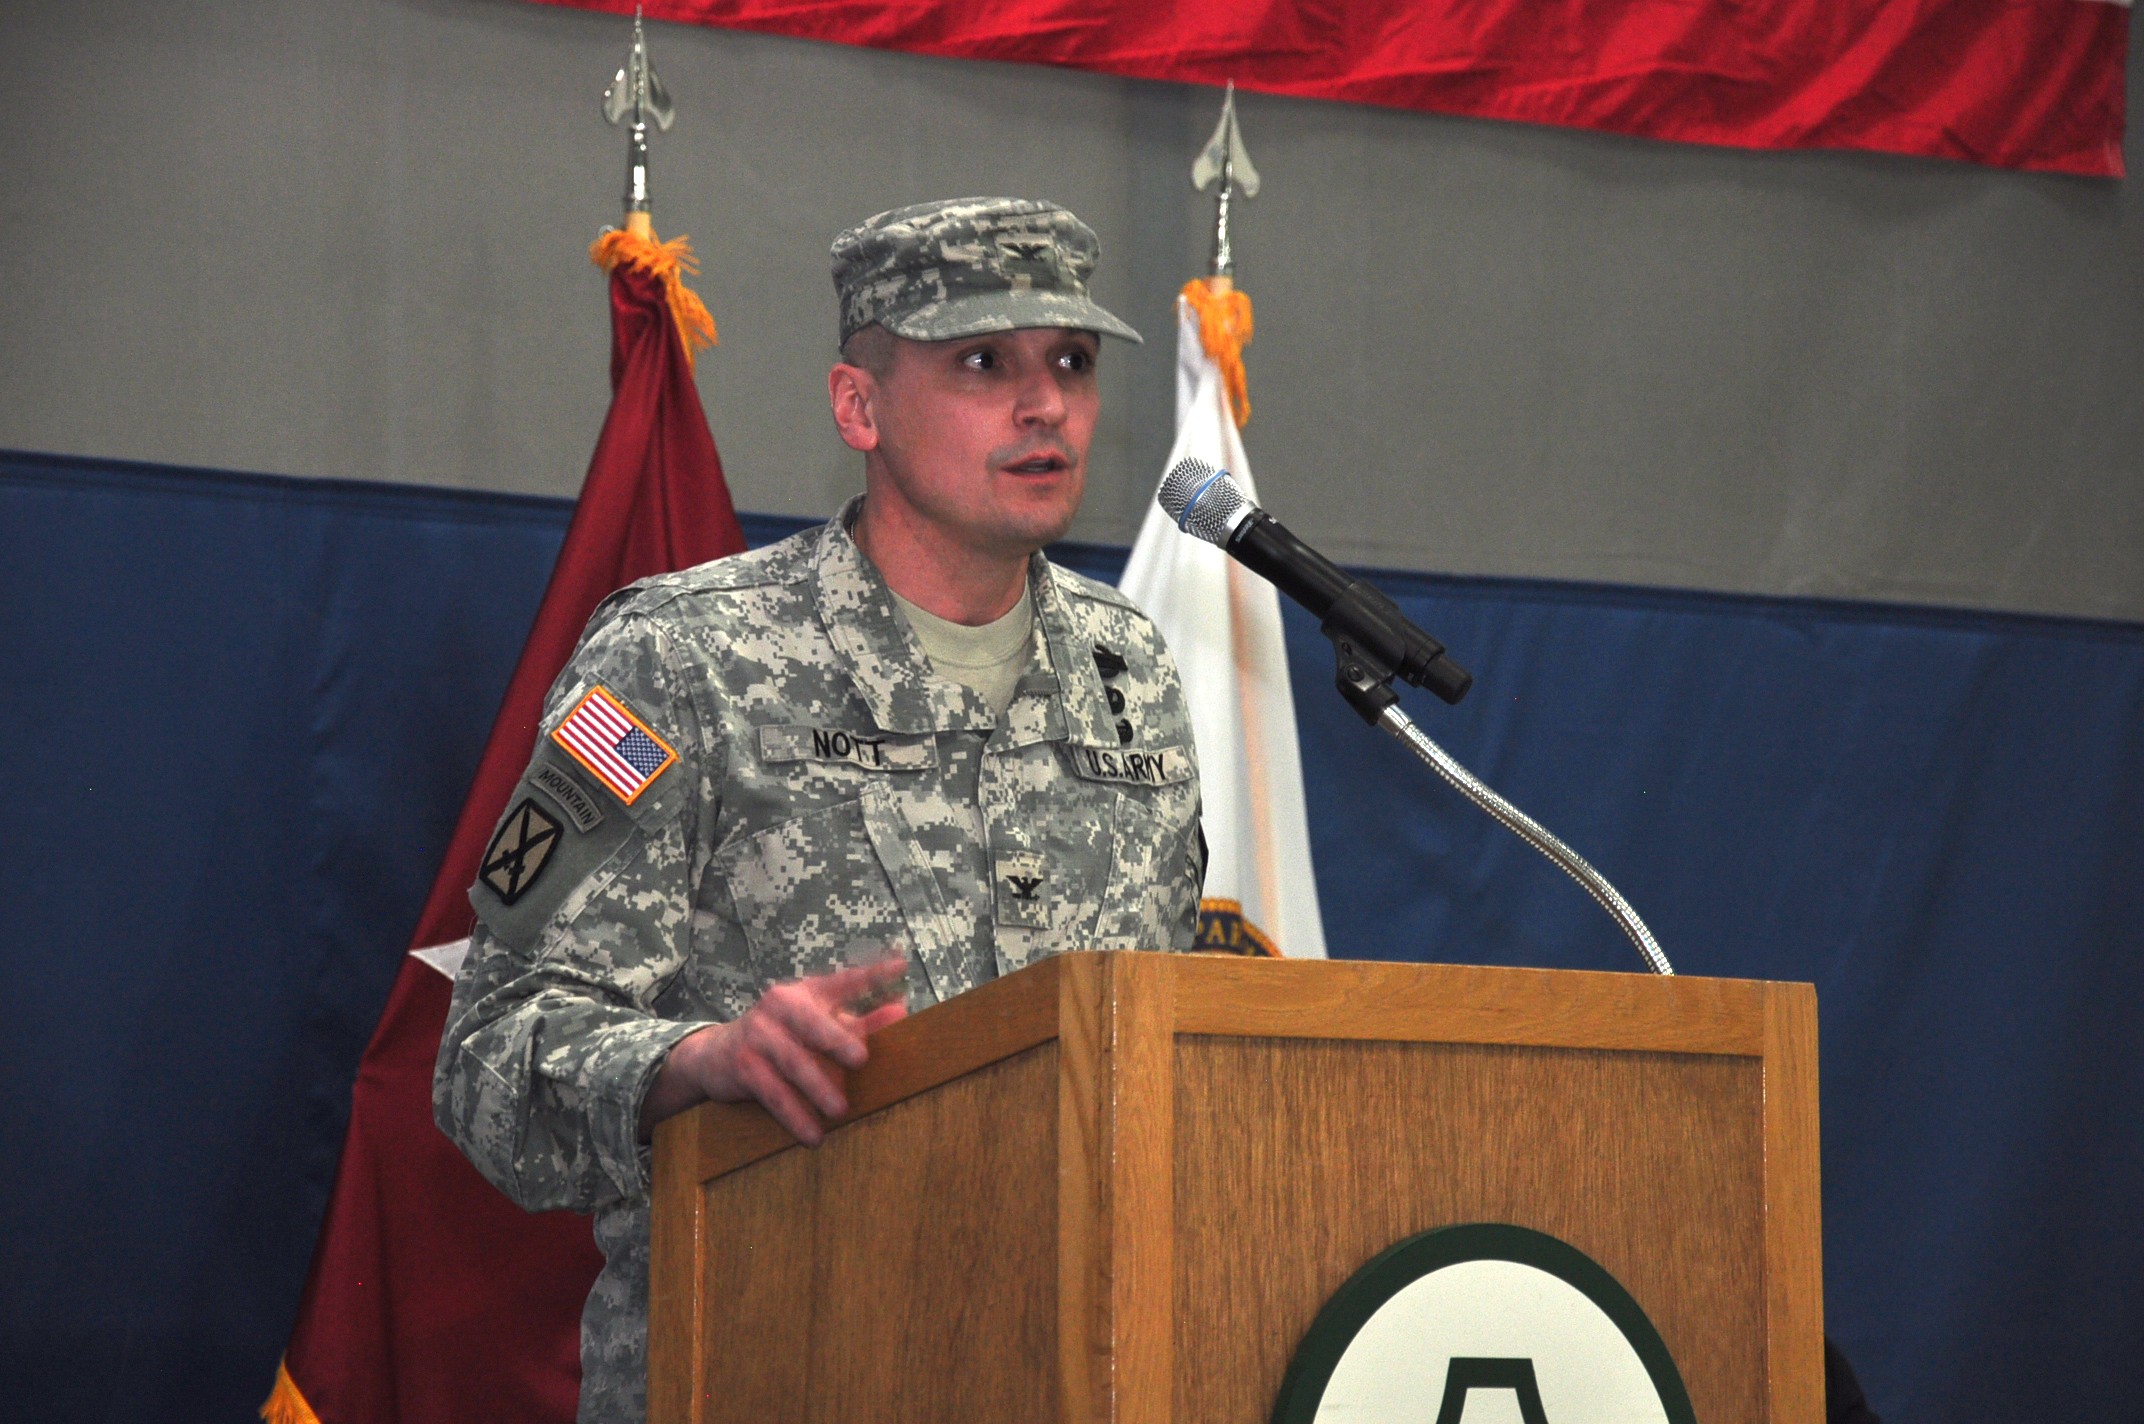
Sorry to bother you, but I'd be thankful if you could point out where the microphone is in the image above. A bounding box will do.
[1158,458,1472,709]
[1158,461,1674,975]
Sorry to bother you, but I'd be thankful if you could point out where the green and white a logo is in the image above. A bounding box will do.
[1273,1224,1696,1424]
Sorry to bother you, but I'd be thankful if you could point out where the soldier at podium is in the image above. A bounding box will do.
[434,197,1206,1424]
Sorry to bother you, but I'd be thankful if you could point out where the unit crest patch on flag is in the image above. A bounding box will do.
[480,799,564,905]
[551,685,677,804]
[1196,898,1280,957]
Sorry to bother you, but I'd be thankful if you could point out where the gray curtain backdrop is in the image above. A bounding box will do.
[2,0,2138,621]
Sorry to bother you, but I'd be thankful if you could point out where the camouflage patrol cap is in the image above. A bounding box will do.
[832,196,1143,348]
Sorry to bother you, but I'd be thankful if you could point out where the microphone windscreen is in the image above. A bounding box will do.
[1158,457,1252,547]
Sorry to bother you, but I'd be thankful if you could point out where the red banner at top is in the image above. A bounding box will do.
[539,0,2125,176]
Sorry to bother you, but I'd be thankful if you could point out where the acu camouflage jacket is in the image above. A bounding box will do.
[433,504,1202,1422]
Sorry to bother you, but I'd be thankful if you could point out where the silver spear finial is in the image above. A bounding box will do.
[602,6,675,219]
[1191,82,1260,280]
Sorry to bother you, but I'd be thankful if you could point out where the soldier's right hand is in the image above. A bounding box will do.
[637,957,910,1145]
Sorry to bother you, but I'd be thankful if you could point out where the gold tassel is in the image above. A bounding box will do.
[1180,277,1254,428]
[590,227,719,370]
[258,1359,323,1424]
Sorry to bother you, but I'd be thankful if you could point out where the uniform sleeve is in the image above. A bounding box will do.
[433,604,718,1213]
[1184,817,1210,946]
[1169,789,1203,952]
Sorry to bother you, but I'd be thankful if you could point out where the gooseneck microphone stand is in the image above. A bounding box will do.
[1329,629,1675,978]
[1162,458,1674,976]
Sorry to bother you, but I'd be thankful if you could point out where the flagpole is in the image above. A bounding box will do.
[1196,86,1282,937]
[593,13,716,368]
[1224,560,1282,930]
[605,5,672,240]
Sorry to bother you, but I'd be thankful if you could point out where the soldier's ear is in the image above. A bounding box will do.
[828,362,881,453]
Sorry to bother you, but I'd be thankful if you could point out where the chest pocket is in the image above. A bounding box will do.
[1070,740,1197,951]
[987,740,1199,967]
[718,728,951,984]
[1089,793,1196,950]
[713,786,929,984]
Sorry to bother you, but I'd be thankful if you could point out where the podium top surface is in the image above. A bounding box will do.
[660,953,1810,1186]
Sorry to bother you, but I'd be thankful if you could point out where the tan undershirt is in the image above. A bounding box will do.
[891,584,1035,716]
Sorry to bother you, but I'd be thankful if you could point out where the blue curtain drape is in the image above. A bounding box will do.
[4,449,2138,1421]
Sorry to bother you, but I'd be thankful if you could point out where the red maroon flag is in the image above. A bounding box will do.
[536,0,2128,177]
[266,230,746,1424]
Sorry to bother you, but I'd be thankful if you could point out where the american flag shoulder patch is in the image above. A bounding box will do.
[551,685,678,805]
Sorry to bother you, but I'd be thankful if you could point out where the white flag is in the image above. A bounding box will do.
[1120,298,1328,959]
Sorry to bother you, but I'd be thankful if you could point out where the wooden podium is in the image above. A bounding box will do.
[650,952,1821,1423]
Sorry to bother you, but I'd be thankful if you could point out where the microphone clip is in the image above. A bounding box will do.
[1328,625,1403,726]
[1308,573,1472,725]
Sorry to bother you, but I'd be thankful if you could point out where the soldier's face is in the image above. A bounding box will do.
[863,327,1101,559]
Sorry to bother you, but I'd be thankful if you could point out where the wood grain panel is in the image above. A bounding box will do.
[1058,955,1107,1424]
[1172,955,1767,1056]
[1173,1038,1766,1424]
[690,1145,817,1424]
[1762,983,1824,1424]
[1056,951,1180,1424]
[648,1107,710,1424]
[1110,954,1176,1424]
[695,1043,1061,1424]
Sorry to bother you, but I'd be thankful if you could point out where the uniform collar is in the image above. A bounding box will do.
[812,495,1117,745]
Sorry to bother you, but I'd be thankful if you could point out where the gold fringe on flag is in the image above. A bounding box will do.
[590,227,719,370]
[259,1359,323,1424]
[1180,277,1254,428]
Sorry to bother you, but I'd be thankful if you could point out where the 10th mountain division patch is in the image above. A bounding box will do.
[479,799,564,905]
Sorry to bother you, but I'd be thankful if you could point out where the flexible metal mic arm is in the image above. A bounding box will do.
[1333,632,1675,977]
[1159,457,1674,976]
